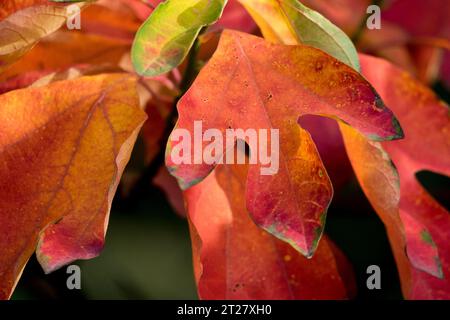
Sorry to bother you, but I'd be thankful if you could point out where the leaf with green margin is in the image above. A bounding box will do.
[238,0,360,70]
[132,0,228,76]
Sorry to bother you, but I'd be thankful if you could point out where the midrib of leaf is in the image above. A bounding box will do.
[232,34,311,255]
[4,86,110,275]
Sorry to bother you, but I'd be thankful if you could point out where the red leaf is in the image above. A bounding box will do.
[342,54,450,299]
[166,30,402,257]
[185,161,356,299]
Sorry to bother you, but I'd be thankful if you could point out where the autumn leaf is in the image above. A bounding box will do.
[0,0,445,301]
[0,30,131,86]
[342,54,450,299]
[29,64,125,87]
[154,166,186,217]
[238,0,359,70]
[0,0,86,72]
[0,73,147,299]
[79,0,144,41]
[166,30,402,257]
[185,160,356,299]
[131,0,228,76]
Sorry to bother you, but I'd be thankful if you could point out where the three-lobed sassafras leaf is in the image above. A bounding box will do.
[0,74,147,299]
[238,0,360,70]
[166,30,402,258]
[131,0,228,76]
[186,160,356,299]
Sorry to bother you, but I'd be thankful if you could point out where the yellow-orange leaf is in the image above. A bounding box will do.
[0,73,147,299]
[0,30,130,84]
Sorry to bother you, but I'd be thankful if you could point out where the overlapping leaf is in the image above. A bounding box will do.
[0,74,147,299]
[166,30,402,257]
[78,0,144,41]
[0,30,131,90]
[131,0,228,76]
[343,54,449,299]
[301,0,370,36]
[186,160,356,299]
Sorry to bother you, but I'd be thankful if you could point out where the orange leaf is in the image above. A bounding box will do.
[80,1,143,41]
[301,0,371,36]
[0,0,51,20]
[0,73,147,299]
[0,30,131,84]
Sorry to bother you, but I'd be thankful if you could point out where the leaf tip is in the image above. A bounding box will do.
[265,214,326,259]
[389,116,405,140]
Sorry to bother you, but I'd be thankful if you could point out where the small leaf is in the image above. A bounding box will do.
[238,0,360,70]
[131,0,228,76]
